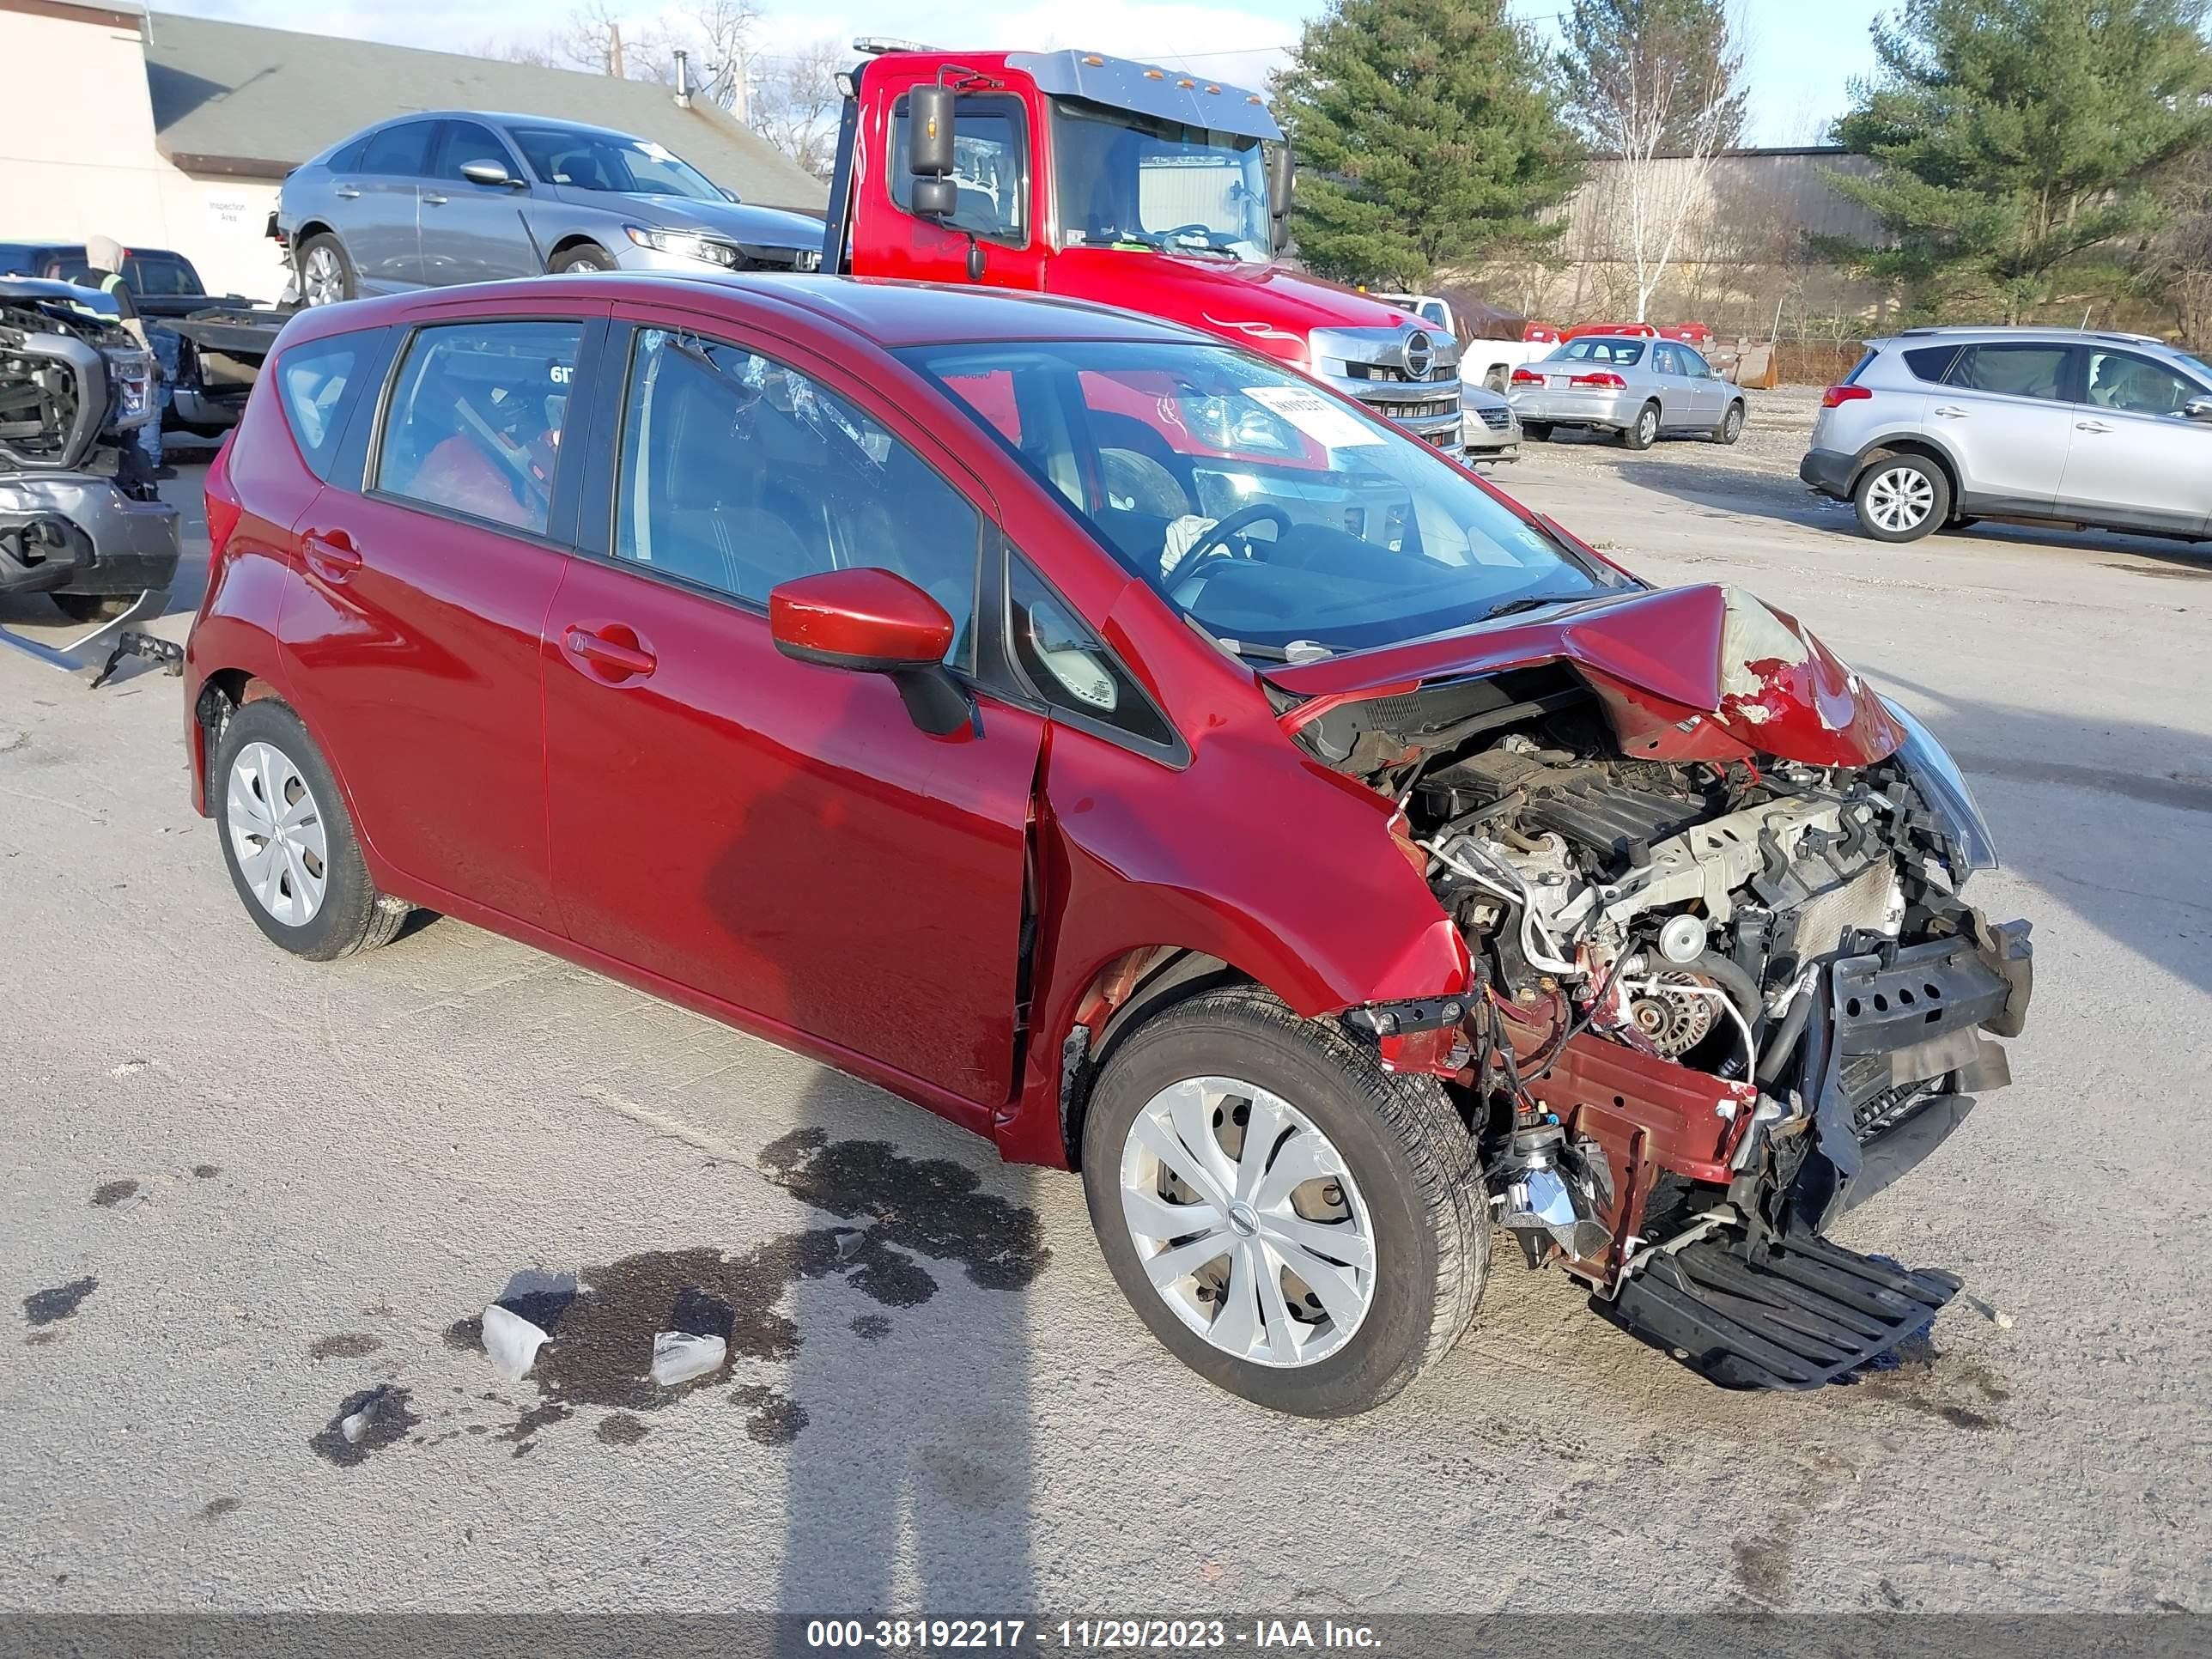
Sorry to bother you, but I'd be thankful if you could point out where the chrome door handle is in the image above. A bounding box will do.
[334,186,361,199]
[422,193,448,206]
[1932,405,1966,418]
[2075,419,2113,433]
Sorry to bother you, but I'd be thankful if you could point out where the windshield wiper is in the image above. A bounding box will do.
[1478,592,1590,623]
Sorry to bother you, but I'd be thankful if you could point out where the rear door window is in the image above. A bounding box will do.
[276,336,368,480]
[374,320,584,534]
[360,121,437,178]
[1947,343,2070,402]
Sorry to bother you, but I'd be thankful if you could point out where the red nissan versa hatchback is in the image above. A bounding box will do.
[185,276,2032,1415]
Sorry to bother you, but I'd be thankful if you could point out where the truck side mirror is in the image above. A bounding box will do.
[908,83,957,222]
[1267,142,1294,222]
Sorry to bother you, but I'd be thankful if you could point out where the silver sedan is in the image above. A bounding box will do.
[1507,335,1747,449]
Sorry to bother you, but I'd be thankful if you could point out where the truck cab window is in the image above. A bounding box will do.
[1051,100,1272,263]
[892,96,1027,244]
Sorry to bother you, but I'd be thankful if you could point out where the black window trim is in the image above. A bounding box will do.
[981,540,1190,768]
[579,318,993,681]
[361,314,604,551]
[890,89,1033,249]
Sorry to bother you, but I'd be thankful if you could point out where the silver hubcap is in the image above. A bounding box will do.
[1865,466,1934,532]
[1638,409,1656,442]
[226,741,328,925]
[1725,406,1742,438]
[1118,1076,1375,1369]
[301,246,344,307]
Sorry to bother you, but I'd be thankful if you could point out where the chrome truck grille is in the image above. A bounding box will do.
[1310,324,1463,441]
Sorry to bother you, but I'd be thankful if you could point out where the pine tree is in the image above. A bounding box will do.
[1827,0,2212,323]
[1273,0,1584,288]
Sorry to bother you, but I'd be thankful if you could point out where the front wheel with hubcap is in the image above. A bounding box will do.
[213,698,408,959]
[1853,454,1948,542]
[1620,402,1660,450]
[550,244,616,274]
[1081,990,1486,1416]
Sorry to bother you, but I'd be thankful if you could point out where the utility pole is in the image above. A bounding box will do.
[608,20,624,79]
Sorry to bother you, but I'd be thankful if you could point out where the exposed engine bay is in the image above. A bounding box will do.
[1,279,179,625]
[1291,601,2034,1387]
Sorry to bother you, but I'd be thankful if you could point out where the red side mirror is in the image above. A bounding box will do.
[769,568,953,672]
[769,568,969,737]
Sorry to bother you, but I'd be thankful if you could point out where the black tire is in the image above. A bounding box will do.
[1080,989,1487,1417]
[1950,514,1979,531]
[1620,401,1660,450]
[210,698,407,961]
[1522,420,1553,442]
[51,592,138,623]
[1711,400,1746,445]
[1851,453,1950,543]
[295,234,356,307]
[550,244,617,274]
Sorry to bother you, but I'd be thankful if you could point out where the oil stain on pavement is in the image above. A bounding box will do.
[24,1276,97,1327]
[362,1131,1048,1462]
[89,1179,139,1207]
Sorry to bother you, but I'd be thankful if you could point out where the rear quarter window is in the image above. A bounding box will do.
[1900,345,1961,384]
[275,336,368,481]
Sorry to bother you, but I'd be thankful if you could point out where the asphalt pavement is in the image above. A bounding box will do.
[3,402,2207,1613]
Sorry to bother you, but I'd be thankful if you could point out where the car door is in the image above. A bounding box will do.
[349,120,441,291]
[1677,345,1725,422]
[278,304,606,932]
[419,120,542,288]
[1649,344,1692,426]
[1930,341,2079,510]
[540,311,1046,1114]
[2058,348,2212,534]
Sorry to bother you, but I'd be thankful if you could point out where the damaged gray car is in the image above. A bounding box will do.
[1,278,179,623]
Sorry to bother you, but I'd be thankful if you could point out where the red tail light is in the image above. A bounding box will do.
[1822,384,1873,408]
[204,431,243,562]
[1569,371,1626,389]
[1510,366,1547,386]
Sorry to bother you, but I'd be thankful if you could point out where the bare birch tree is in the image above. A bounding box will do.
[1559,0,1747,321]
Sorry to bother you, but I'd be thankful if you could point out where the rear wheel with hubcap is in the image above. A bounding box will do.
[1853,454,1948,542]
[213,698,407,959]
[295,234,355,307]
[1620,402,1660,450]
[1081,990,1486,1416]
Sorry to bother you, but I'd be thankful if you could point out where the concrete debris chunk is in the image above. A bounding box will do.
[481,1303,550,1381]
[649,1330,726,1388]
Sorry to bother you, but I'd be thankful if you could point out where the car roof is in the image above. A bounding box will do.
[296,273,1213,353]
[355,110,651,145]
[1560,334,1655,348]
[1878,325,2172,349]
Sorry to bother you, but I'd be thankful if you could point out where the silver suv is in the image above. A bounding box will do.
[1801,327,2212,543]
[278,112,823,307]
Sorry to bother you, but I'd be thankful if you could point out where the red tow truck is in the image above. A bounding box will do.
[817,44,1468,448]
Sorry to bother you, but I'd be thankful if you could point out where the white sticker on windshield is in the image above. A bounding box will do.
[1243,386,1385,448]
[640,140,675,161]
